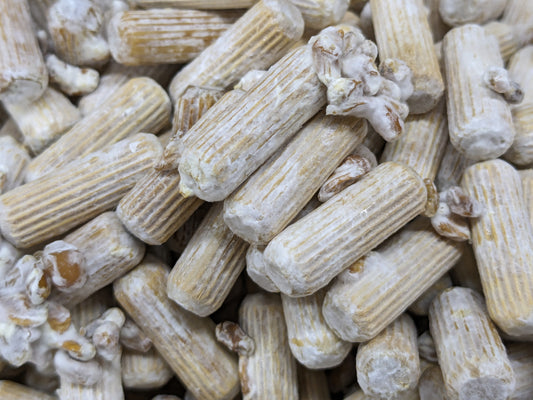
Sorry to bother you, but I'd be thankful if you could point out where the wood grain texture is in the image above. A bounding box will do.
[108,9,241,65]
[263,162,427,297]
[0,0,47,103]
[429,287,515,400]
[462,159,533,337]
[323,217,463,342]
[25,77,170,182]
[178,44,326,201]
[114,256,240,400]
[167,203,248,317]
[371,0,444,113]
[168,0,304,102]
[443,25,514,161]
[0,134,162,248]
[239,293,298,400]
[224,113,366,245]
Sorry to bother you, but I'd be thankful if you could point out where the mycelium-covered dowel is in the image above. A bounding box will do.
[371,0,444,114]
[435,141,473,192]
[281,290,352,369]
[462,159,533,337]
[0,133,162,249]
[108,9,241,65]
[25,77,170,182]
[238,293,298,400]
[223,112,366,245]
[114,256,239,400]
[246,245,280,293]
[46,0,109,67]
[418,364,447,400]
[507,342,533,400]
[356,314,420,399]
[0,381,55,400]
[0,136,30,195]
[429,287,515,400]
[178,43,325,201]
[439,0,506,27]
[502,0,533,47]
[289,0,349,29]
[119,318,173,391]
[520,169,533,226]
[298,366,331,400]
[443,24,515,161]
[0,0,48,104]
[121,347,174,390]
[117,86,220,245]
[380,99,448,181]
[263,162,427,297]
[322,217,463,342]
[78,62,176,117]
[4,88,80,155]
[168,0,304,102]
[504,46,533,166]
[130,0,257,8]
[408,273,452,316]
[167,203,249,317]
[483,21,520,63]
[51,212,145,307]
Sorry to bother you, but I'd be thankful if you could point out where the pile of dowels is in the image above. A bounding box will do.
[1,0,533,399]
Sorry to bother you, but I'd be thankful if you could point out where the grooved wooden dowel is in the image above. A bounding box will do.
[114,256,240,400]
[502,0,533,46]
[108,9,241,65]
[52,212,145,307]
[167,203,249,317]
[520,169,533,228]
[4,88,80,155]
[224,113,366,245]
[429,287,515,400]
[117,86,218,245]
[483,21,520,62]
[0,136,30,195]
[263,162,427,297]
[168,0,304,102]
[239,293,298,400]
[443,25,514,161]
[380,100,448,180]
[281,290,351,369]
[462,159,533,337]
[0,134,162,249]
[78,63,177,117]
[0,0,48,103]
[356,314,420,399]
[439,0,506,26]
[25,77,170,182]
[322,217,463,342]
[178,44,326,201]
[131,0,257,8]
[371,0,444,114]
[504,46,533,166]
[121,347,174,390]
